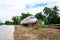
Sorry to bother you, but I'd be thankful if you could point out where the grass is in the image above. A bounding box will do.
[38,24,48,28]
[14,25,60,40]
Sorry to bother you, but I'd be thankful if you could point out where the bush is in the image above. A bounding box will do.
[38,24,48,28]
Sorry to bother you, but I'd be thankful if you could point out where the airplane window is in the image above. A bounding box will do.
[30,16,35,18]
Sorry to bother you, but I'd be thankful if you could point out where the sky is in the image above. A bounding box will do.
[0,0,60,23]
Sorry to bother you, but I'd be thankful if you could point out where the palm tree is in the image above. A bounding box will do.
[43,7,52,16]
[43,6,59,24]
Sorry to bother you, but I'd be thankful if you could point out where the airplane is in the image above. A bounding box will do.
[20,16,38,25]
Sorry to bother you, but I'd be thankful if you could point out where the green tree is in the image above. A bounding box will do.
[20,12,32,21]
[5,21,13,25]
[35,12,44,20]
[43,7,52,16]
[43,16,49,25]
[57,17,60,24]
[43,6,60,24]
[35,12,49,25]
[12,16,20,25]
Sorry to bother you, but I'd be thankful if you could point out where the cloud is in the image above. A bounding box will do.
[0,0,60,23]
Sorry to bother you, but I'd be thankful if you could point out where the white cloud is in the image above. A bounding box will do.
[0,0,60,23]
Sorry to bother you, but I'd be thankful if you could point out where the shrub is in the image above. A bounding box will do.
[38,24,48,28]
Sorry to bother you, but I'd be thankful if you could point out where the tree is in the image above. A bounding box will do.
[20,12,32,21]
[12,16,20,25]
[43,6,60,24]
[57,17,60,24]
[43,16,49,25]
[53,6,59,11]
[5,21,13,25]
[43,7,52,16]
[35,12,44,20]
[35,12,49,25]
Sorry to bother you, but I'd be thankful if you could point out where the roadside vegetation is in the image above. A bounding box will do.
[38,24,48,28]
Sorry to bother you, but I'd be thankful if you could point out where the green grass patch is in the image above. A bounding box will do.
[38,24,48,28]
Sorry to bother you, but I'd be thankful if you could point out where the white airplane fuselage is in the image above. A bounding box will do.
[20,16,38,24]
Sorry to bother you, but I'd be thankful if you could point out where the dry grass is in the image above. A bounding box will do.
[14,25,60,40]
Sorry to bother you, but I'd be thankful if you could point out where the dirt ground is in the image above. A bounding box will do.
[14,25,60,40]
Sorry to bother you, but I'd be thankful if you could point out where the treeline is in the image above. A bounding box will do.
[5,6,60,25]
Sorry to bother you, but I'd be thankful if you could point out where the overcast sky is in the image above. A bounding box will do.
[0,0,60,23]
